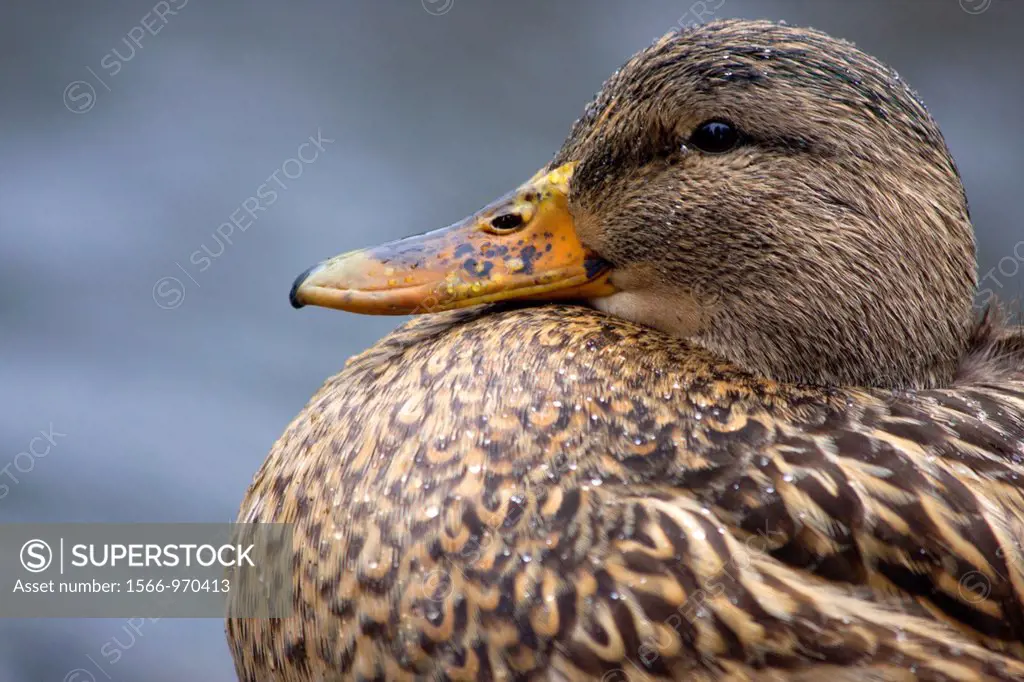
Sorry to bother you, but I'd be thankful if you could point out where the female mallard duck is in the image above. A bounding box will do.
[229,19,1024,681]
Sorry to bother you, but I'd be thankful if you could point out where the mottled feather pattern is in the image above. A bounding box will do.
[229,305,1024,681]
[228,18,1023,681]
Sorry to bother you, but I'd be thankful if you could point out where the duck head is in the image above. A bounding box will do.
[291,19,976,389]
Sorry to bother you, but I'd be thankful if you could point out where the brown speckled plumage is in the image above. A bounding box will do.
[230,306,1024,680]
[228,18,1024,682]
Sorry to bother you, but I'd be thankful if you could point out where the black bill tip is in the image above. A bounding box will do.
[289,263,323,309]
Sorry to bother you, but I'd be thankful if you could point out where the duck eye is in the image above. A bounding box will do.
[688,120,741,154]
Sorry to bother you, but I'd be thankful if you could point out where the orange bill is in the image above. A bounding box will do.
[289,163,616,314]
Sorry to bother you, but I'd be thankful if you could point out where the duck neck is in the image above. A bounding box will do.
[694,292,976,389]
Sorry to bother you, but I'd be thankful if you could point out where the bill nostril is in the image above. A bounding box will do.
[489,213,524,233]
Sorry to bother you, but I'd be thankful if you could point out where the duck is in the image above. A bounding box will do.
[227,19,1024,682]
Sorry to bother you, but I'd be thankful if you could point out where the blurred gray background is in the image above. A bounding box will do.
[1,0,1022,679]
